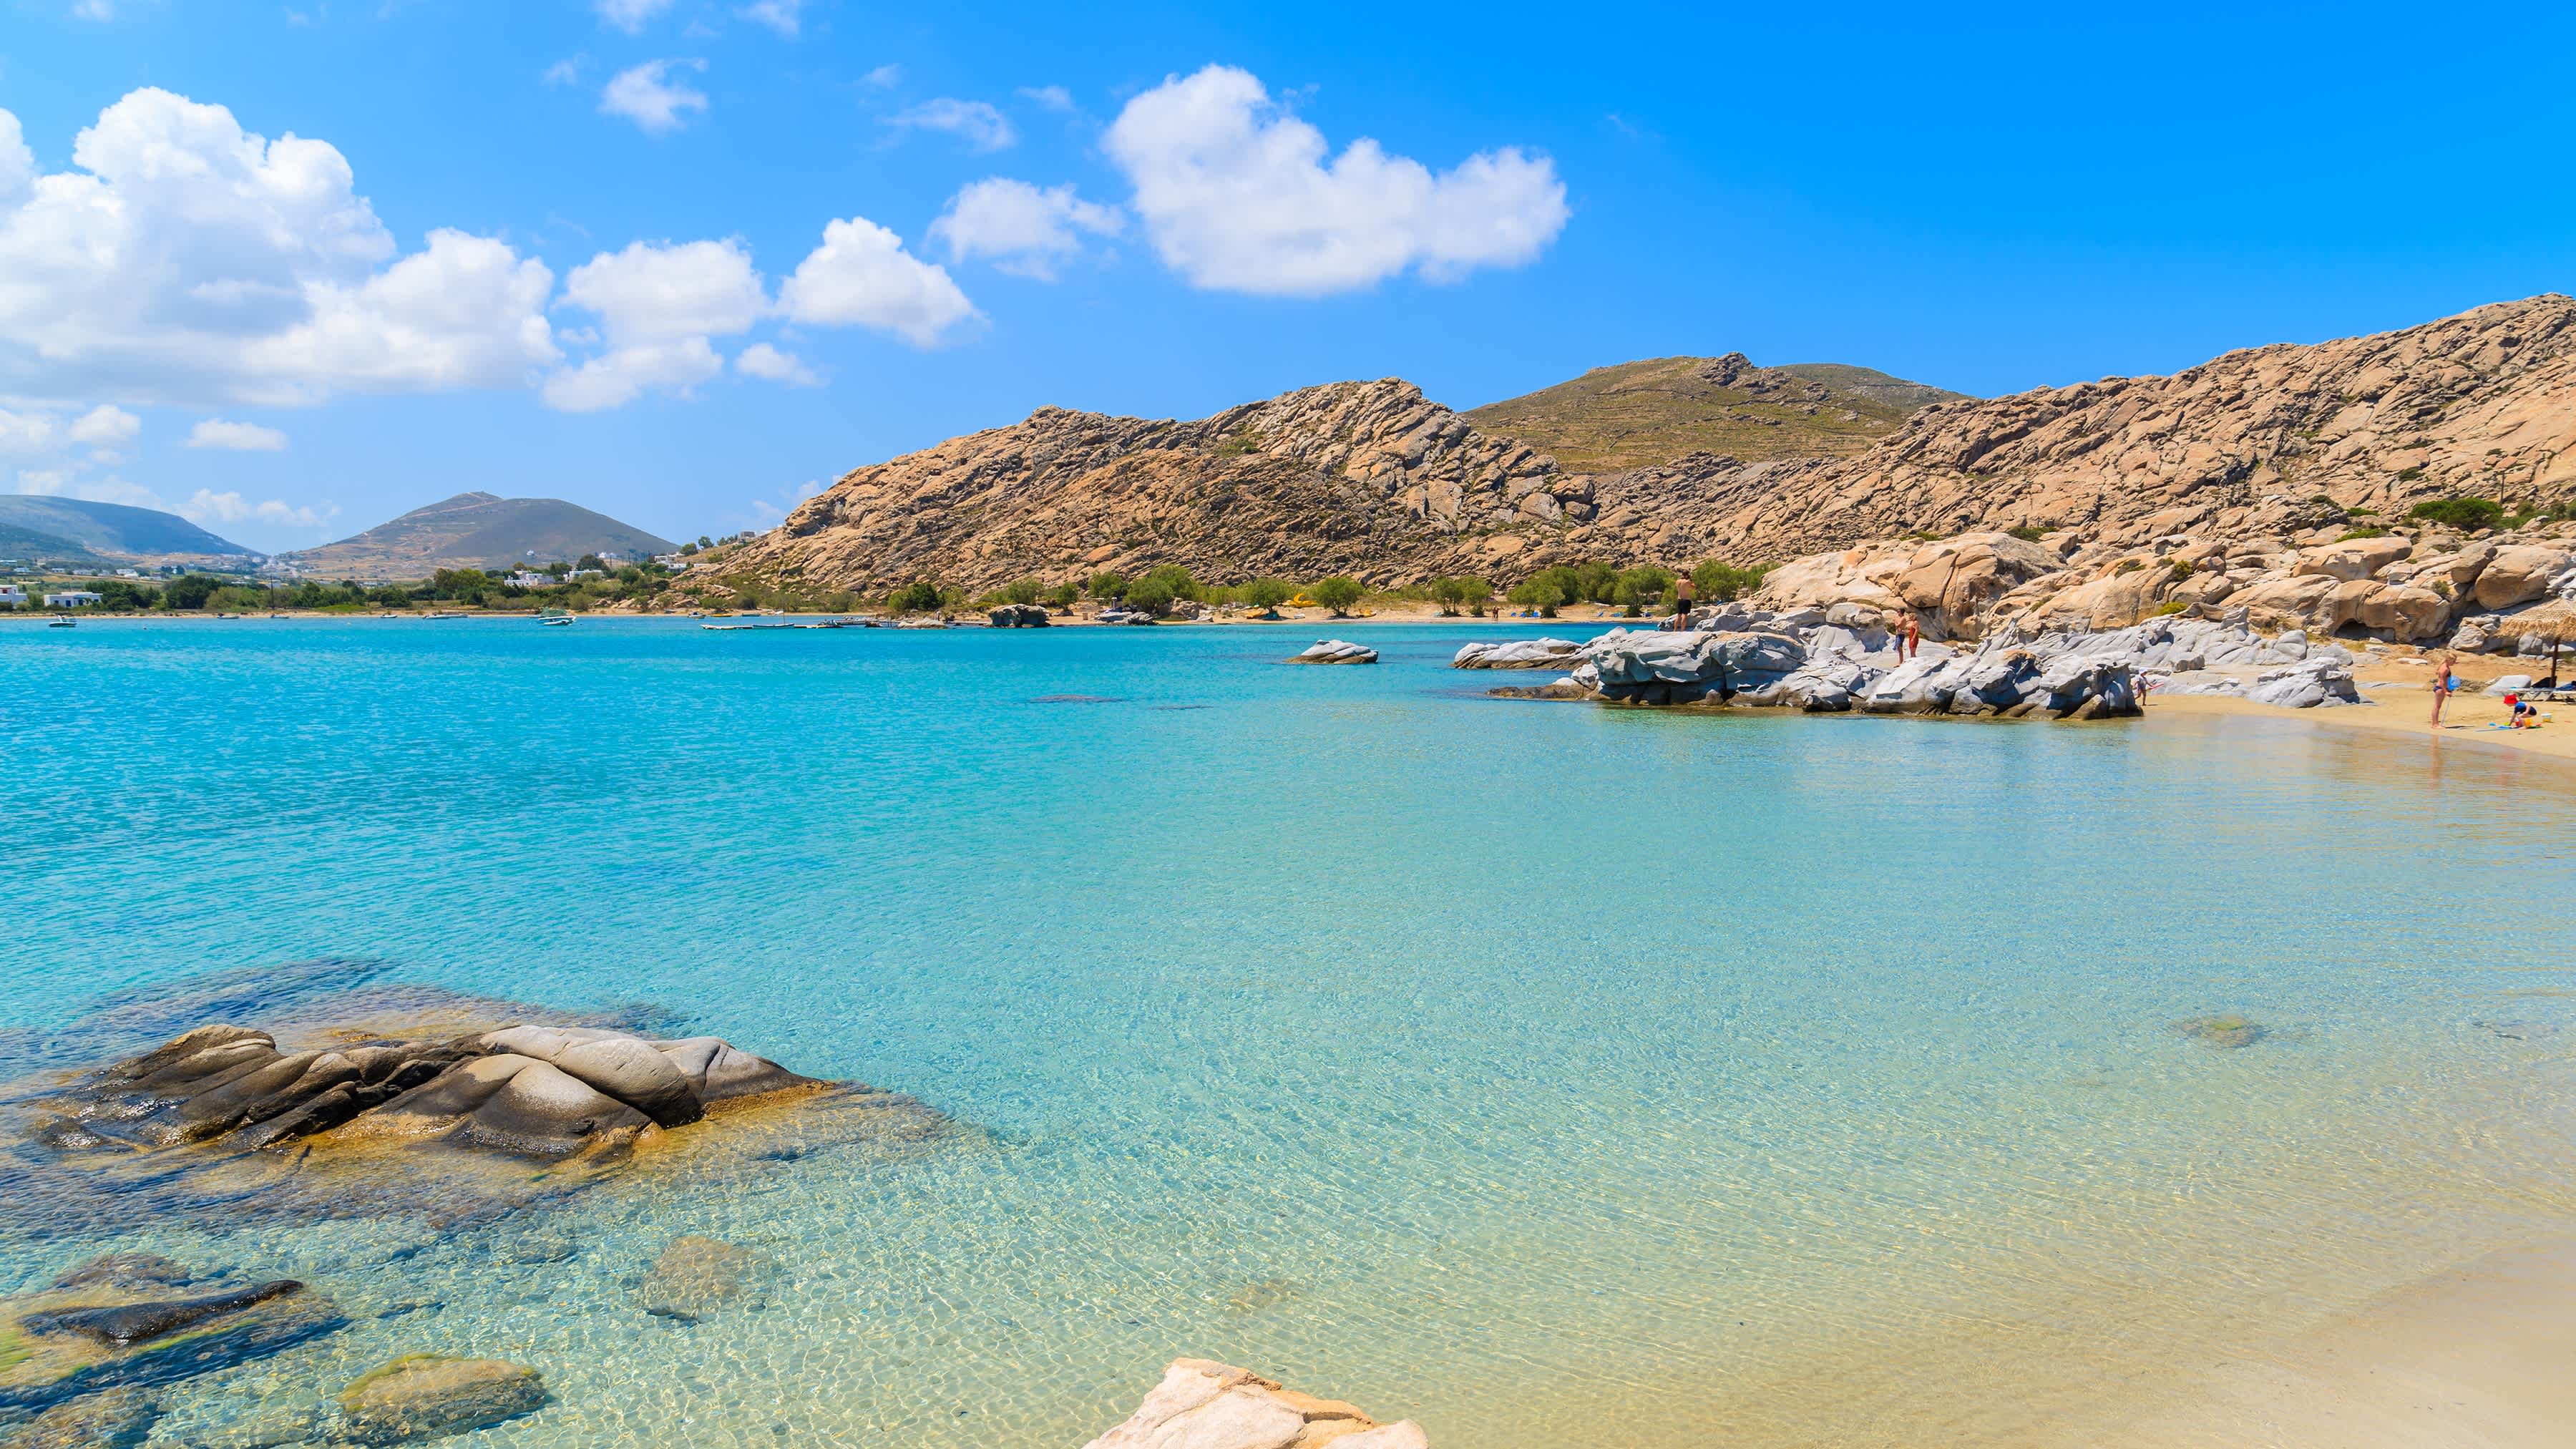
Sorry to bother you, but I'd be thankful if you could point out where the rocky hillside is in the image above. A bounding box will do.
[723,381,1597,594]
[1464,353,1966,472]
[1621,294,2576,565]
[723,296,2576,636]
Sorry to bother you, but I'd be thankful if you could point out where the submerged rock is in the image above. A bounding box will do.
[3,1385,160,1449]
[636,1235,774,1323]
[2176,1015,2267,1049]
[1288,639,1379,664]
[336,1356,546,1445]
[1085,1359,1428,1449]
[0,1266,343,1415]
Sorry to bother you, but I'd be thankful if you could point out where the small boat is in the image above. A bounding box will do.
[540,615,572,627]
[537,608,572,627]
[47,614,73,628]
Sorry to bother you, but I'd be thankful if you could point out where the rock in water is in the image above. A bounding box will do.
[1450,638,1580,669]
[1289,640,1379,664]
[2,1385,160,1448]
[336,1357,546,1445]
[20,1281,302,1345]
[1085,1359,1428,1449]
[2177,1015,2266,1049]
[636,1236,774,1323]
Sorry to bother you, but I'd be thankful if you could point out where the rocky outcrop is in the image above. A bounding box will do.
[1,1017,955,1235]
[1289,640,1378,664]
[1084,1360,1427,1449]
[989,603,1051,628]
[1451,638,1581,668]
[31,1023,816,1165]
[336,1356,547,1445]
[1485,612,2378,716]
[719,380,1591,596]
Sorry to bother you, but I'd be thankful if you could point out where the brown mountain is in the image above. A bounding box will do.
[718,296,2576,605]
[1464,353,1967,472]
[284,492,675,577]
[1608,293,2576,568]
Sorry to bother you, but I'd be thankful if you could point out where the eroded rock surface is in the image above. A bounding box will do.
[1289,640,1379,664]
[0,1259,341,1416]
[1085,1360,1428,1449]
[1451,638,1581,669]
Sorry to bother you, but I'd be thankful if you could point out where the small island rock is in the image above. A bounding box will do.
[1289,640,1378,664]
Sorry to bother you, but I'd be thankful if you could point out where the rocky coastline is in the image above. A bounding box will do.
[1465,608,2391,718]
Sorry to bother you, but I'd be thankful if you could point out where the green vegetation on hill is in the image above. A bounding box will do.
[1464,353,1969,474]
[0,496,255,559]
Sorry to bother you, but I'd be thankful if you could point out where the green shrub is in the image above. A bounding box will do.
[2004,525,2048,542]
[1241,577,1294,610]
[1046,582,1081,612]
[2395,466,2424,482]
[2407,497,2504,531]
[2154,600,2190,616]
[1613,565,1674,609]
[1308,576,1365,615]
[2167,559,2195,580]
[1426,576,1489,615]
[2337,526,2391,540]
[162,573,223,610]
[1000,577,1045,605]
[1506,576,1564,617]
[1086,571,1128,600]
[888,578,945,614]
[1689,560,1770,602]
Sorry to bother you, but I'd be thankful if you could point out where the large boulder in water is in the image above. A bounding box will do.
[1450,638,1581,669]
[1288,640,1378,664]
[1085,1359,1428,1449]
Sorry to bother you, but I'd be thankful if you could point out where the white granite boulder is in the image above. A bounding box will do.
[1084,1360,1427,1449]
[1450,638,1580,669]
[1289,640,1379,664]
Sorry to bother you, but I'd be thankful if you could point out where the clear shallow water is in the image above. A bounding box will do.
[4,616,2576,1446]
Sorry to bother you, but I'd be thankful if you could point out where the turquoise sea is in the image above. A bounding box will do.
[5,616,2576,1446]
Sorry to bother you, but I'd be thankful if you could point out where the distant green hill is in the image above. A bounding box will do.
[0,520,106,565]
[1465,353,1971,474]
[0,496,255,560]
[285,492,676,577]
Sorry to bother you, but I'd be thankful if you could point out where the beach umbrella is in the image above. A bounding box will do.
[2512,600,2576,689]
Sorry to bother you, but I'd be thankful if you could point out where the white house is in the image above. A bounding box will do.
[0,584,25,608]
[505,570,553,589]
[44,590,102,608]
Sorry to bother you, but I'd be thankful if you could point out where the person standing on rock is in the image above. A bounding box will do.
[1673,572,1694,628]
[1898,611,1920,661]
[2431,652,2459,728]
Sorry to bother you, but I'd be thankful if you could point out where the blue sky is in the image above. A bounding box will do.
[1,1,2570,552]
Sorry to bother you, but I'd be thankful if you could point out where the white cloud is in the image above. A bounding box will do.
[741,0,800,37]
[735,342,818,385]
[182,488,333,529]
[745,477,822,525]
[860,64,902,88]
[593,0,670,34]
[14,469,167,509]
[777,216,977,346]
[543,57,586,87]
[887,98,1015,152]
[930,179,1123,280]
[0,89,557,408]
[186,419,289,451]
[1101,64,1568,296]
[601,59,708,135]
[545,239,765,410]
[1017,85,1075,112]
[0,409,63,457]
[72,0,114,19]
[70,404,140,445]
[541,336,724,412]
[562,238,766,344]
